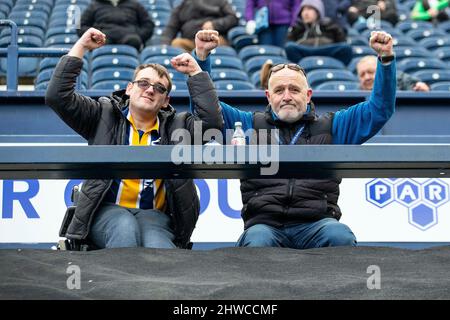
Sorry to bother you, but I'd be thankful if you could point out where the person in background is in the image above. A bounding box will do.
[78,0,154,51]
[161,0,239,52]
[411,0,449,23]
[357,55,430,91]
[285,0,353,65]
[245,0,301,47]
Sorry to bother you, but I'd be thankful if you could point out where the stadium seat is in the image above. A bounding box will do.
[430,81,450,91]
[9,10,49,22]
[398,58,448,73]
[397,21,434,33]
[307,69,357,88]
[437,20,450,33]
[215,80,255,90]
[39,57,89,73]
[392,35,416,47]
[168,70,187,82]
[347,36,367,46]
[141,55,175,69]
[238,45,285,62]
[92,45,139,60]
[141,45,184,61]
[412,70,450,84]
[299,56,345,72]
[352,20,393,32]
[395,46,431,60]
[351,46,374,58]
[45,34,79,46]
[244,56,289,75]
[0,26,45,40]
[227,26,246,43]
[210,56,244,70]
[91,69,135,86]
[36,69,88,87]
[171,81,188,91]
[419,37,450,51]
[45,26,77,39]
[91,80,129,91]
[12,17,47,32]
[361,28,402,40]
[232,34,258,51]
[406,29,447,41]
[250,71,262,88]
[91,55,140,72]
[12,4,51,15]
[435,47,450,62]
[316,81,360,91]
[210,46,238,57]
[210,69,249,82]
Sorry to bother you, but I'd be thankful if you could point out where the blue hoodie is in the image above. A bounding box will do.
[194,55,396,145]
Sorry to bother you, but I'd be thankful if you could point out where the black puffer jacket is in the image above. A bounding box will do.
[161,0,239,43]
[240,104,342,230]
[78,0,154,43]
[45,55,222,248]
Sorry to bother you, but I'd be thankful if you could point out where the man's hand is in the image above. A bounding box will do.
[69,28,106,58]
[171,53,202,77]
[195,30,220,61]
[413,82,430,92]
[369,30,394,58]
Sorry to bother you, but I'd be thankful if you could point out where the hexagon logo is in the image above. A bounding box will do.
[366,179,394,208]
[395,179,421,207]
[409,203,437,231]
[422,179,449,207]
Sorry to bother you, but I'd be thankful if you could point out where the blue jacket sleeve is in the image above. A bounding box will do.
[332,59,396,144]
[193,52,254,132]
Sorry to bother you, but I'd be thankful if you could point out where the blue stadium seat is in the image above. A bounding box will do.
[141,55,175,69]
[435,47,450,62]
[0,26,45,40]
[210,56,244,70]
[57,0,91,5]
[406,29,447,41]
[232,34,258,51]
[0,34,43,47]
[9,10,49,21]
[45,34,79,46]
[244,56,289,75]
[0,0,13,11]
[91,55,140,72]
[352,20,393,32]
[430,81,450,91]
[168,70,187,82]
[361,28,402,40]
[12,17,47,32]
[398,58,448,73]
[39,57,89,73]
[437,20,450,33]
[12,4,51,15]
[45,26,77,39]
[299,56,345,72]
[316,81,360,91]
[347,36,367,46]
[150,10,170,22]
[347,57,363,74]
[227,26,246,43]
[307,69,357,88]
[395,46,430,60]
[397,21,434,33]
[36,69,89,88]
[141,3,172,12]
[36,81,87,92]
[92,45,139,59]
[238,45,285,62]
[215,80,255,90]
[412,70,450,84]
[91,68,135,86]
[210,46,238,57]
[141,45,184,61]
[210,69,249,82]
[392,35,416,47]
[419,37,450,51]
[351,46,374,58]
[171,81,188,91]
[91,80,129,91]
[48,17,74,29]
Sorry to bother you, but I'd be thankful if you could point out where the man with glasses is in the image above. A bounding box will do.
[194,30,396,249]
[46,28,222,249]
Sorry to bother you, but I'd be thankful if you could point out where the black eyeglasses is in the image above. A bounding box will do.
[269,63,307,78]
[132,79,168,94]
